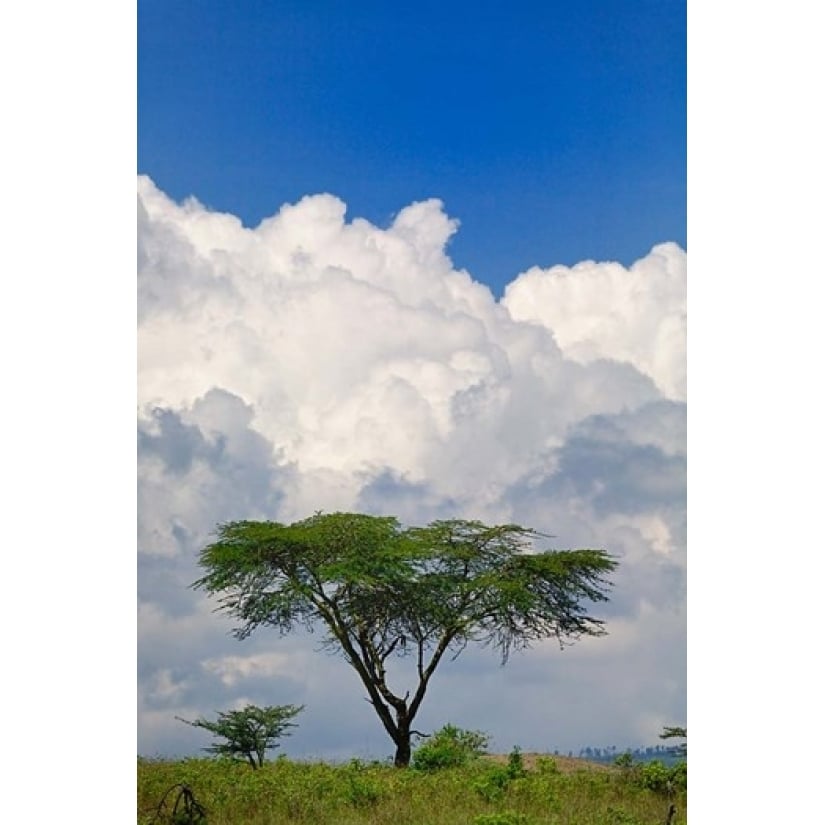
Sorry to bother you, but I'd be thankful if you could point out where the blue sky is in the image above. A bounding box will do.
[138,0,685,296]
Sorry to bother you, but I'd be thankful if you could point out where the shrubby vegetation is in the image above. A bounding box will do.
[613,726,687,800]
[411,724,490,771]
[138,747,686,824]
[614,742,687,800]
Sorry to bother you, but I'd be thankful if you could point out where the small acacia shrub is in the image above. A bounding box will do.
[411,723,490,771]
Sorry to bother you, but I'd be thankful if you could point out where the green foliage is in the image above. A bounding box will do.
[473,812,533,825]
[472,765,512,802]
[534,755,558,774]
[194,512,617,766]
[605,807,645,825]
[411,724,490,771]
[637,760,672,793]
[138,756,687,825]
[670,759,687,786]
[613,730,687,799]
[506,746,527,779]
[176,703,304,769]
[343,776,382,808]
[613,751,635,770]
[639,759,687,796]
[660,725,687,758]
[343,762,384,808]
[613,751,687,797]
[470,749,528,803]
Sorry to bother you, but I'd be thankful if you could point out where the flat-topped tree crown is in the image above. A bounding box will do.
[194,512,617,767]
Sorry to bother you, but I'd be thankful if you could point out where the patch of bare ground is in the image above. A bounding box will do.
[483,753,616,773]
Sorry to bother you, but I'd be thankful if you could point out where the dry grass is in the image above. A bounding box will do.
[483,752,616,774]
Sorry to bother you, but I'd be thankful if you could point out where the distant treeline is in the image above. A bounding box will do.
[553,744,683,765]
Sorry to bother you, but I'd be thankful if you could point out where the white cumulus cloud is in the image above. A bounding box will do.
[137,176,686,759]
[502,243,686,401]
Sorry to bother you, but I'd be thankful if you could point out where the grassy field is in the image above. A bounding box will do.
[137,753,686,825]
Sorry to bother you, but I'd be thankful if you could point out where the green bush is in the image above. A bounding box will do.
[344,773,382,807]
[342,759,384,807]
[411,723,490,771]
[614,754,687,796]
[472,766,511,802]
[638,760,671,793]
[613,751,635,770]
[506,747,527,779]
[534,756,558,775]
[471,746,529,801]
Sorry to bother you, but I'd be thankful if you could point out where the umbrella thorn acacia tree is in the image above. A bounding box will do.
[176,703,304,768]
[193,512,618,767]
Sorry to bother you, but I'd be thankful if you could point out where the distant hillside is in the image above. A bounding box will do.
[571,744,684,767]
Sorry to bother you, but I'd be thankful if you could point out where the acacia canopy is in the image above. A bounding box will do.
[177,703,303,769]
[194,512,617,766]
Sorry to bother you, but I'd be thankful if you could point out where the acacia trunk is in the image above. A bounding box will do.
[393,734,412,768]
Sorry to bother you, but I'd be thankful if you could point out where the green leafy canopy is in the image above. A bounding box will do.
[194,513,616,658]
[177,704,304,769]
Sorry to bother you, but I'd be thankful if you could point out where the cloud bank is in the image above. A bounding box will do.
[138,175,686,759]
